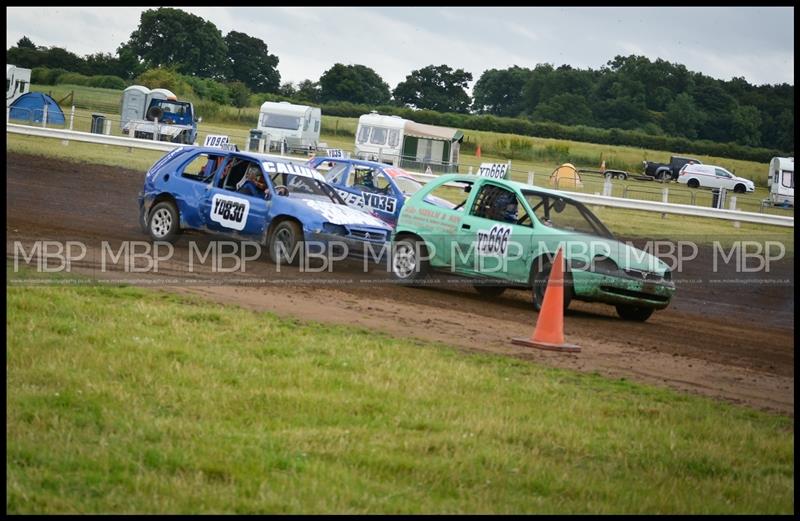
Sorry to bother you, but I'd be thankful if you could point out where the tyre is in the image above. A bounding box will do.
[618,172,628,180]
[530,259,573,312]
[147,201,181,243]
[473,284,506,297]
[268,220,304,266]
[615,304,654,322]
[391,237,430,285]
[733,184,746,194]
[687,179,700,188]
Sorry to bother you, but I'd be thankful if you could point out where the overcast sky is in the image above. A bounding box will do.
[6,6,795,89]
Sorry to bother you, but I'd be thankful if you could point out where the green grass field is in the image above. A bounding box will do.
[6,266,794,514]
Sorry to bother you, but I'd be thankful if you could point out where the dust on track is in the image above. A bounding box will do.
[6,152,795,415]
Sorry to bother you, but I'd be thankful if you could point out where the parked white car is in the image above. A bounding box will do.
[677,164,755,193]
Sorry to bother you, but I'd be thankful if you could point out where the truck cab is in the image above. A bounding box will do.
[6,64,31,107]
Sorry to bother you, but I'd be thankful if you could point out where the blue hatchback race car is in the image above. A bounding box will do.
[306,156,450,227]
[138,147,392,264]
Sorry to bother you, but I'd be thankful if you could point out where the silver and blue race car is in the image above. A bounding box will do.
[306,156,450,227]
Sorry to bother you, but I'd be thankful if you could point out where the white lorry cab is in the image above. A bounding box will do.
[6,64,31,107]
[354,112,464,173]
[257,101,321,152]
[767,156,794,207]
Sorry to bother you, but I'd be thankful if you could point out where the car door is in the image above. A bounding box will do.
[714,168,734,190]
[453,181,532,283]
[201,156,270,239]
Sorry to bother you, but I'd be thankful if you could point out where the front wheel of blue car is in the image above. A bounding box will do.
[147,201,181,244]
[615,305,654,322]
[268,220,304,267]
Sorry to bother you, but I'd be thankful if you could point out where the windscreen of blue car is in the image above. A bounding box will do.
[270,172,345,204]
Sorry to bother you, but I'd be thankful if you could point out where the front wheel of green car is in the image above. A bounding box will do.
[615,304,654,322]
[391,238,430,285]
[531,260,573,312]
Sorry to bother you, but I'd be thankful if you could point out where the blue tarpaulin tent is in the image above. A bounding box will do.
[9,92,66,125]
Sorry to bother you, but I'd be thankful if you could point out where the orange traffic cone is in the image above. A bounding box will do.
[475,145,481,158]
[512,247,581,353]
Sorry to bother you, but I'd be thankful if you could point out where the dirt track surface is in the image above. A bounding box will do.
[6,153,795,415]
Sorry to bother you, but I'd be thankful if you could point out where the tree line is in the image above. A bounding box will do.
[6,7,793,153]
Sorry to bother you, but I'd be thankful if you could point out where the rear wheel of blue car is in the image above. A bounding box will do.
[147,201,180,244]
[531,260,573,312]
[615,305,654,322]
[391,238,429,285]
[268,220,304,267]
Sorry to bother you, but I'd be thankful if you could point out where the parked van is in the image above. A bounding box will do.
[257,101,321,152]
[354,112,463,173]
[767,157,794,206]
[677,163,755,193]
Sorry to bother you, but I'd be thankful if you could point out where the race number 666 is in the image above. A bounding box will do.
[478,163,508,179]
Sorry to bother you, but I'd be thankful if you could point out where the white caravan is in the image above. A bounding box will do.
[767,156,794,206]
[257,101,321,152]
[6,64,31,106]
[354,112,463,173]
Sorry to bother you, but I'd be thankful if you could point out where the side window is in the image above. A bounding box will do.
[181,153,222,183]
[304,118,309,131]
[387,129,400,147]
[370,127,387,145]
[423,182,470,210]
[715,168,731,178]
[314,119,319,132]
[470,184,523,225]
[357,126,370,144]
[374,172,392,194]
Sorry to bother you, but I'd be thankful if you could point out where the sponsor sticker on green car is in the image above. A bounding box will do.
[390,174,676,322]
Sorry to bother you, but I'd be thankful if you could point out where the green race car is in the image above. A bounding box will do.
[390,174,676,322]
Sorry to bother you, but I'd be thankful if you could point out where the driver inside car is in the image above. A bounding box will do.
[237,164,268,197]
[490,190,519,223]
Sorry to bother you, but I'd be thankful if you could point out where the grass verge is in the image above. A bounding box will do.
[6,265,794,514]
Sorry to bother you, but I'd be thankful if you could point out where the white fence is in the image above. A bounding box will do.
[7,123,794,228]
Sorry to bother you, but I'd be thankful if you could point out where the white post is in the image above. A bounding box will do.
[152,118,158,141]
[378,147,383,163]
[730,196,740,228]
[527,171,534,185]
[468,165,473,176]
[42,105,48,128]
[69,106,75,130]
[603,177,612,196]
[104,119,111,135]
[280,140,285,156]
[661,187,669,219]
[6,106,9,123]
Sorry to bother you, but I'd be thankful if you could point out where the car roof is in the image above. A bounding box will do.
[433,173,578,200]
[313,156,390,169]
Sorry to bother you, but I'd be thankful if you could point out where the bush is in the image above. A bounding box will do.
[134,68,194,98]
[31,67,69,85]
[57,72,90,86]
[86,75,126,90]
